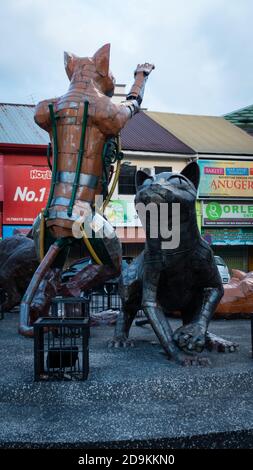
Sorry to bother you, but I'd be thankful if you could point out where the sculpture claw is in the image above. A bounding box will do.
[172,351,211,367]
[108,338,135,349]
[205,332,239,353]
[173,323,206,353]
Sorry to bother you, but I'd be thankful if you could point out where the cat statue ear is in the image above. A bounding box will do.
[181,161,200,190]
[64,52,77,80]
[93,43,110,77]
[136,170,153,190]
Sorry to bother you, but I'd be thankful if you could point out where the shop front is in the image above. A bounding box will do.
[198,159,253,272]
[105,198,145,257]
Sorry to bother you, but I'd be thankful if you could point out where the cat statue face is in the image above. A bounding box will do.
[135,161,200,221]
[135,161,200,206]
[64,43,116,96]
[134,162,200,250]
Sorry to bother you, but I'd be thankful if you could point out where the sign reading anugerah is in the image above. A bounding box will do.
[198,160,253,198]
[202,201,253,226]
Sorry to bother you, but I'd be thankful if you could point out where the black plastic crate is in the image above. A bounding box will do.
[34,317,89,381]
[89,282,121,316]
[51,296,89,319]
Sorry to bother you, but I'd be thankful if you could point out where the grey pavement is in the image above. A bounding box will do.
[0,311,253,448]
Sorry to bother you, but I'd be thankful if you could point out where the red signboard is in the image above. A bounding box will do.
[0,155,4,201]
[3,165,51,224]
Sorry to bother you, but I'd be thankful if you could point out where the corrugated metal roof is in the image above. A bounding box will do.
[0,103,48,145]
[146,111,253,155]
[224,104,253,134]
[0,103,194,155]
[121,111,194,154]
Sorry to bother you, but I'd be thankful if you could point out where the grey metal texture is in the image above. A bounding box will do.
[0,103,48,145]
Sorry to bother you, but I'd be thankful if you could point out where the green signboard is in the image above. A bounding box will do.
[202,201,253,226]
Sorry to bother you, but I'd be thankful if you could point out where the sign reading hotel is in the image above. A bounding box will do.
[3,165,51,224]
[198,160,253,198]
[203,201,253,226]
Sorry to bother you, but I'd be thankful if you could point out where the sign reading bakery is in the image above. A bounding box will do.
[3,165,51,224]
[203,201,253,227]
[198,160,253,198]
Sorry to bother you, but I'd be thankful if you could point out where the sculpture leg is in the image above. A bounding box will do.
[29,267,62,325]
[109,283,142,347]
[0,236,38,311]
[109,254,144,347]
[141,262,205,365]
[181,295,239,353]
[19,240,65,337]
[173,286,223,352]
[108,303,138,348]
[60,263,120,297]
[182,310,239,353]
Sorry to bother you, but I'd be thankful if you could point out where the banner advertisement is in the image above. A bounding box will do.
[202,228,253,245]
[0,155,3,201]
[198,160,253,198]
[202,201,253,226]
[105,199,141,227]
[3,165,51,224]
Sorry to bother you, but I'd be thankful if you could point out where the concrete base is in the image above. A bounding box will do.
[0,312,252,448]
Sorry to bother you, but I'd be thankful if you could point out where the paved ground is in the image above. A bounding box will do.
[0,310,253,448]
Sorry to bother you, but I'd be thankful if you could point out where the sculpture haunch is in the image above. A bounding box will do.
[19,44,154,336]
[110,162,239,365]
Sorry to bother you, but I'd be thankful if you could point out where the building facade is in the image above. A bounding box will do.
[147,112,253,271]
[2,103,253,272]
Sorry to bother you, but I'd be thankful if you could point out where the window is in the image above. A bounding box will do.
[154,166,172,174]
[140,167,152,175]
[118,164,137,195]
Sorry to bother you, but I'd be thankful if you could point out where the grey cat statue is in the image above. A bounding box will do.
[110,162,238,365]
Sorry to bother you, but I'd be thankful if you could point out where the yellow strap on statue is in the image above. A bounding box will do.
[81,224,103,265]
[102,134,122,211]
[39,210,45,261]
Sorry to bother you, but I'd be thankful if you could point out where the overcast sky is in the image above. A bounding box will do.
[1,0,253,116]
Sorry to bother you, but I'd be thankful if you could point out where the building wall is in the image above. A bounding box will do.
[112,155,190,200]
[111,84,127,104]
[2,145,253,273]
[105,154,191,254]
[198,157,253,272]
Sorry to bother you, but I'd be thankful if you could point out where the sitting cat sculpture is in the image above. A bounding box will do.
[110,162,238,365]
